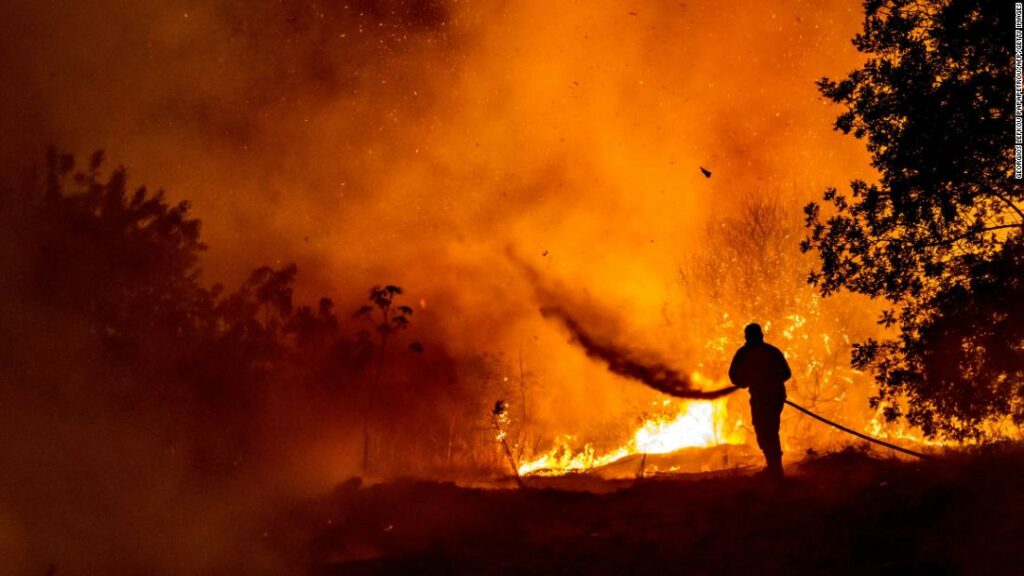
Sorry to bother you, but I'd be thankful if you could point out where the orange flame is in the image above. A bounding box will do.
[518,398,744,476]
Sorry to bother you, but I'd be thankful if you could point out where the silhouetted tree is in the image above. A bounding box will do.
[12,149,378,471]
[32,148,210,354]
[354,284,414,472]
[3,148,482,475]
[802,1,1022,439]
[287,297,340,348]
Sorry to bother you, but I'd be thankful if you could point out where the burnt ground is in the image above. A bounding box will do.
[271,447,1024,575]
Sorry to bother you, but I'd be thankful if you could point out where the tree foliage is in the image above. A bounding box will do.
[7,149,404,469]
[802,0,1022,439]
[0,146,547,479]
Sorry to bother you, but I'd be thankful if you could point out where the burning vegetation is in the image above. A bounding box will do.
[1,0,1022,574]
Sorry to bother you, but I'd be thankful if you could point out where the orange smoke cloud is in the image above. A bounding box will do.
[0,1,889,571]
[1,0,882,462]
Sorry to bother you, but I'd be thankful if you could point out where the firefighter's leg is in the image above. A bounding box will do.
[751,399,784,478]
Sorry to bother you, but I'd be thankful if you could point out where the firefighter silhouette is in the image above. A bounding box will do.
[729,323,791,479]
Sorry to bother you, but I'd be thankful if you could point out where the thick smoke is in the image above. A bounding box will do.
[540,306,737,400]
[0,1,880,573]
[511,249,736,400]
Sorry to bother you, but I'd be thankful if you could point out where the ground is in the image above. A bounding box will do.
[272,446,1024,575]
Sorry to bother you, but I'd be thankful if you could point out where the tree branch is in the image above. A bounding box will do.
[987,190,1024,223]
[916,224,1021,249]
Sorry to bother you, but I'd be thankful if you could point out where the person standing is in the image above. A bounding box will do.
[729,323,791,479]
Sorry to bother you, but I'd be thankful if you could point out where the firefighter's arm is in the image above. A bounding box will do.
[777,348,792,382]
[728,349,748,388]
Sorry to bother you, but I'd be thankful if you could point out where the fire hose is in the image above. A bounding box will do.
[625,374,933,459]
[641,379,933,459]
[783,399,930,459]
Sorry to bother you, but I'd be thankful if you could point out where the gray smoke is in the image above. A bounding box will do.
[539,306,738,400]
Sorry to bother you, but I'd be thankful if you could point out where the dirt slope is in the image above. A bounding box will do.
[272,447,1024,575]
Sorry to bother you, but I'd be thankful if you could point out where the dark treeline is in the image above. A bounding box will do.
[0,148,522,483]
[0,150,542,573]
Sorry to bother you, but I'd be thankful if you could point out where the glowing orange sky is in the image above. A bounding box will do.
[1,0,877,431]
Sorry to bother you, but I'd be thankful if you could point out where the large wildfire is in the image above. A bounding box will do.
[496,240,953,479]
[508,301,950,479]
[1,1,982,573]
